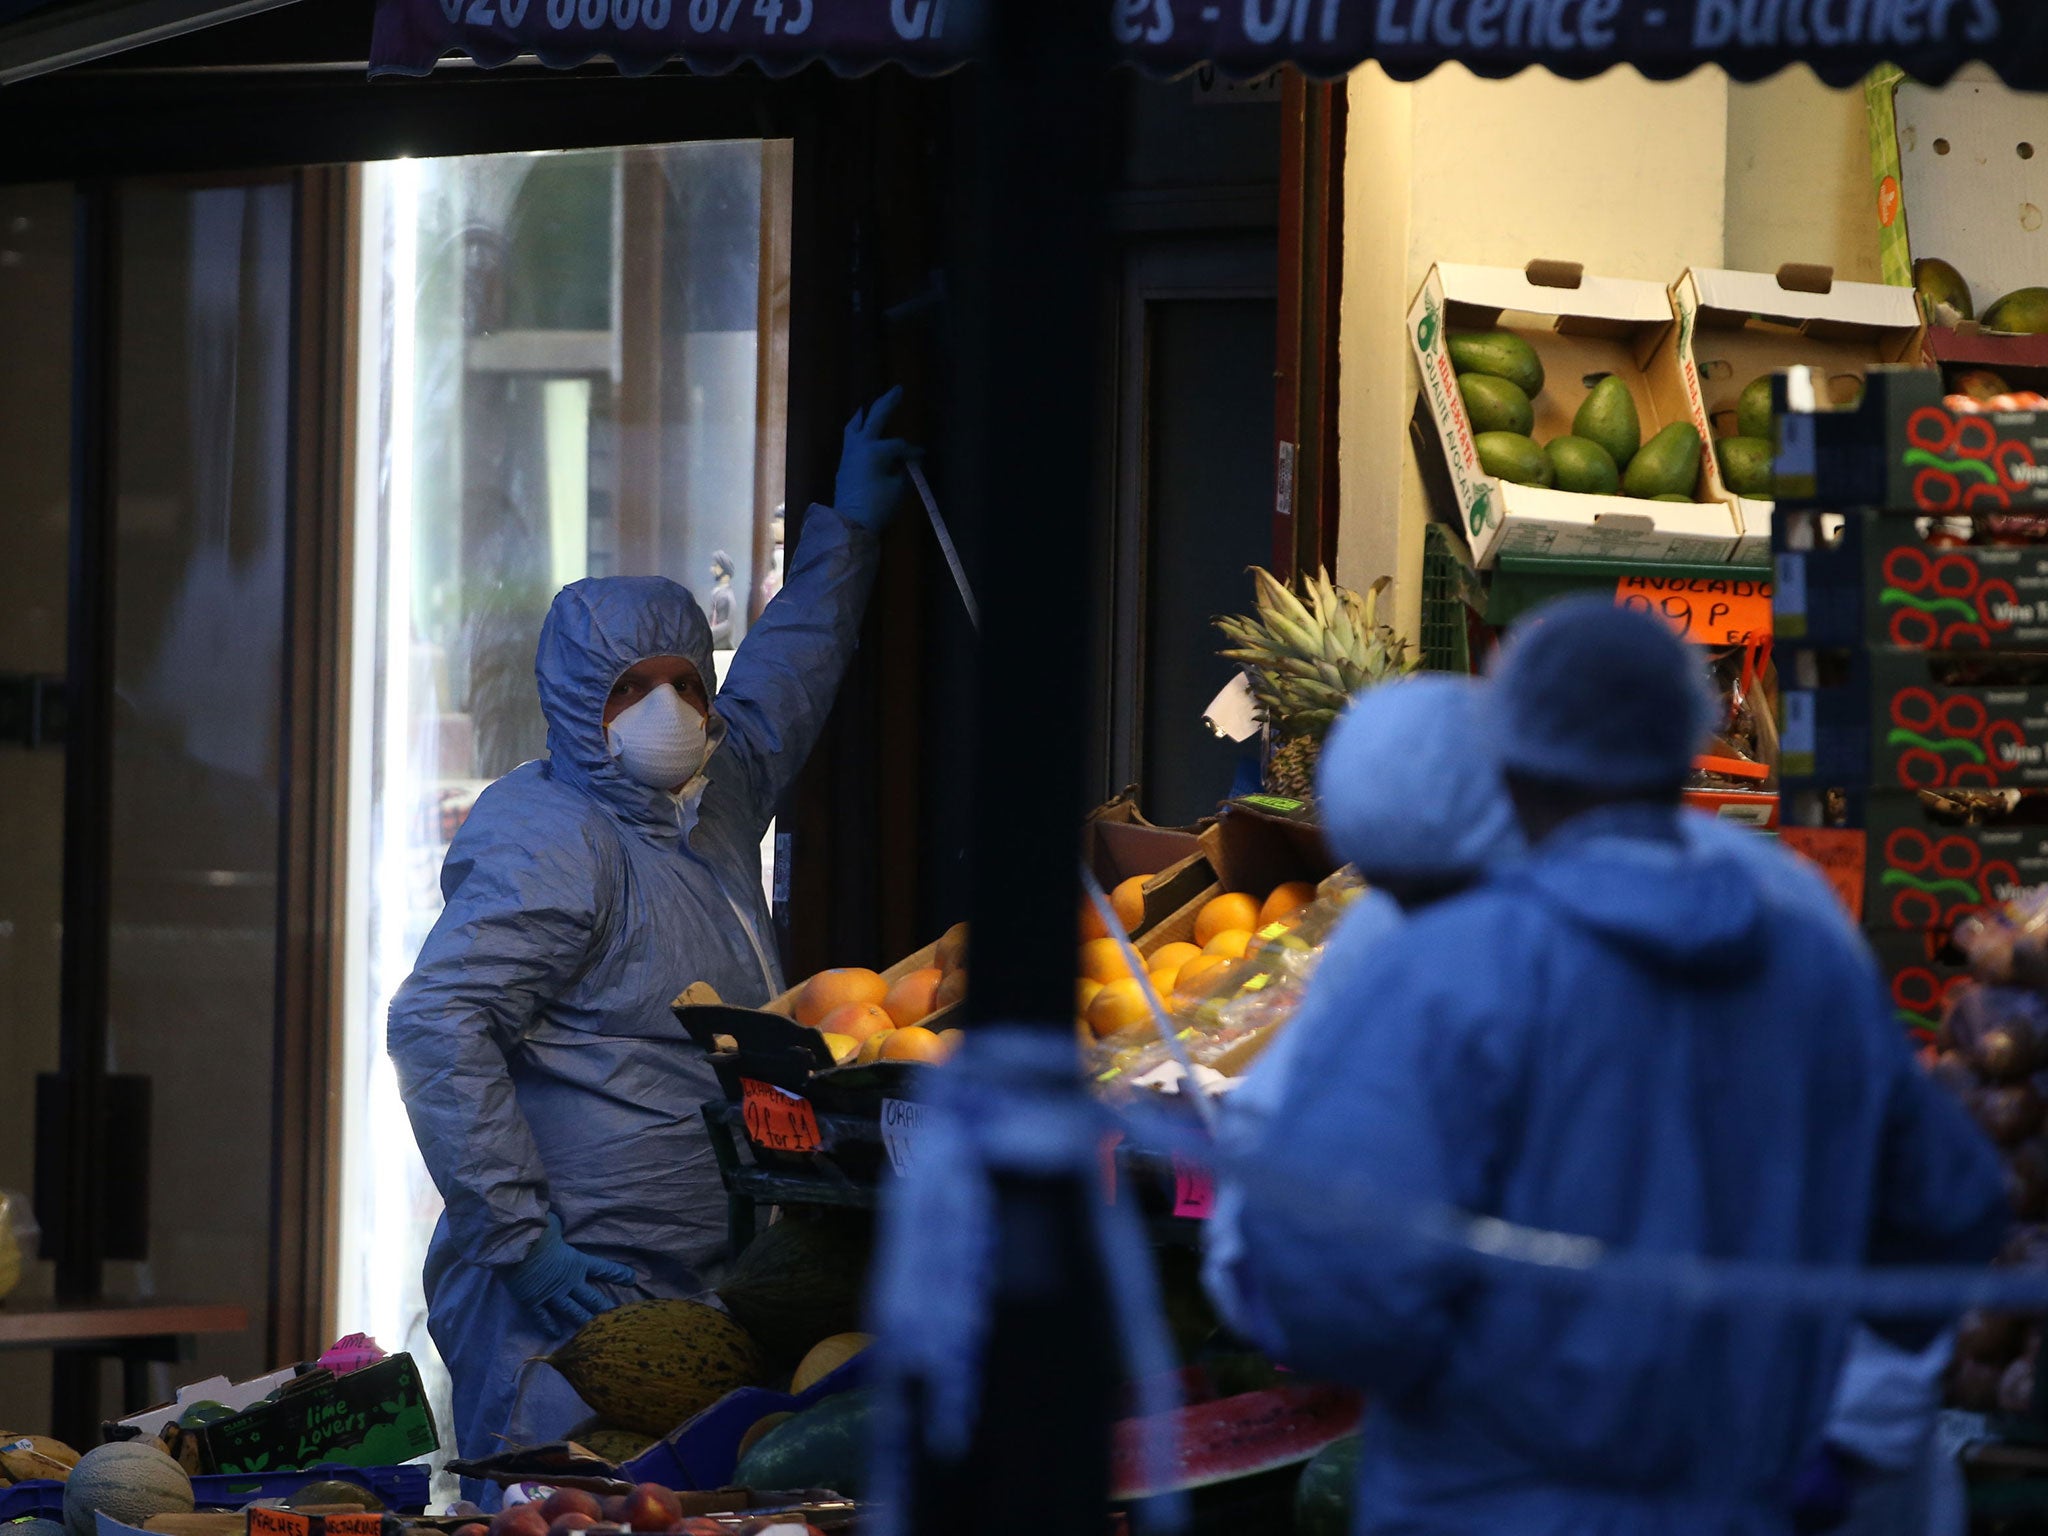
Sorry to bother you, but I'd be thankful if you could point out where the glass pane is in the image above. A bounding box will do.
[338,143,786,1456]
[101,179,295,1396]
[0,184,73,1432]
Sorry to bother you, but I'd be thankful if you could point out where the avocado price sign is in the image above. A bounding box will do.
[1616,573,1772,648]
[372,0,2048,87]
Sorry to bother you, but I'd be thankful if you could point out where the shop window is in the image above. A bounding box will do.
[336,142,790,1446]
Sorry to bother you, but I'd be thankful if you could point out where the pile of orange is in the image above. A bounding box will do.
[789,921,971,1067]
[1078,877,1317,1040]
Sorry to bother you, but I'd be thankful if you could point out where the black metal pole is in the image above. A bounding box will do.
[927,4,1122,1534]
[49,178,119,1440]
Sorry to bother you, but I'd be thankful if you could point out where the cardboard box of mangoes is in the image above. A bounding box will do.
[1409,259,1743,569]
[1671,264,1924,563]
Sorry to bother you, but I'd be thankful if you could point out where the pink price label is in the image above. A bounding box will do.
[1172,1156,1215,1220]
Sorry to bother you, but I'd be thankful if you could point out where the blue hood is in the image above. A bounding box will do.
[1513,804,1763,979]
[534,575,723,828]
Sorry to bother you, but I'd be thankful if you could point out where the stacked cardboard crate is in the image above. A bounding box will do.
[1777,368,2048,1039]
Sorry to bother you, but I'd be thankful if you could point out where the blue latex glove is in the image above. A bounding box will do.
[500,1213,635,1337]
[832,386,916,531]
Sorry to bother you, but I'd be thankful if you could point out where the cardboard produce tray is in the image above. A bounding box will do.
[1781,647,2048,790]
[1671,264,1922,562]
[1774,499,2048,651]
[1409,259,1742,569]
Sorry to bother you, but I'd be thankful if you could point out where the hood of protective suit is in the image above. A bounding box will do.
[1514,803,1763,979]
[535,575,723,824]
[1317,675,1522,880]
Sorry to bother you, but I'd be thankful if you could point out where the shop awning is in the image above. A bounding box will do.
[370,0,2048,87]
[0,0,296,84]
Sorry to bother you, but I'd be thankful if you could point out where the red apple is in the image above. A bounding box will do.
[541,1491,603,1524]
[454,1524,489,1536]
[599,1498,630,1524]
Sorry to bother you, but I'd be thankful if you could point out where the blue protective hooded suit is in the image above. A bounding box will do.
[387,508,876,1475]
[1221,722,2007,1535]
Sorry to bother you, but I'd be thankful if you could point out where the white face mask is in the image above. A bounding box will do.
[605,682,710,791]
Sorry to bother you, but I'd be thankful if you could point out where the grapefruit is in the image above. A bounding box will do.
[884,967,944,1028]
[1195,893,1260,947]
[1080,936,1138,984]
[1087,976,1153,1037]
[1259,881,1316,928]
[819,1002,893,1043]
[794,967,888,1028]
[856,1029,895,1064]
[881,1026,948,1063]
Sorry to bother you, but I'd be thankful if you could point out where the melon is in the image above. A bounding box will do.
[790,1332,871,1395]
[1107,1383,1363,1501]
[715,1213,872,1364]
[12,1521,67,1536]
[63,1442,193,1536]
[547,1298,772,1438]
[1292,1433,1362,1536]
[734,1411,794,1461]
[732,1390,871,1497]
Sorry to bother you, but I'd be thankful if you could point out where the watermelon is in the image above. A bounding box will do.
[1293,1434,1362,1536]
[1109,1383,1363,1500]
[732,1388,873,1497]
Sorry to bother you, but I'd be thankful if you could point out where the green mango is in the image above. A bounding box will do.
[1736,376,1774,441]
[1984,287,2048,335]
[1913,256,1974,321]
[1458,373,1534,435]
[1716,435,1774,497]
[1448,331,1544,398]
[1572,375,1640,471]
[1475,431,1553,488]
[1544,435,1620,495]
[1622,421,1704,500]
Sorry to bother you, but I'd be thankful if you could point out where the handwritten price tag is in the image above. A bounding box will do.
[880,1097,926,1174]
[741,1078,823,1152]
[1616,574,1773,647]
[1172,1155,1215,1220]
[1779,827,1867,921]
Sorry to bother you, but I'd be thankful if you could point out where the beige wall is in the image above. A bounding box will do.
[1338,64,1878,644]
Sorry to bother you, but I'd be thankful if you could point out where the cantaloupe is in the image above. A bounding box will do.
[63,1442,193,1536]
[547,1299,771,1438]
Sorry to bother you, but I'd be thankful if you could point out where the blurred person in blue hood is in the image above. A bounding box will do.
[1222,596,2006,1536]
[388,391,913,1488]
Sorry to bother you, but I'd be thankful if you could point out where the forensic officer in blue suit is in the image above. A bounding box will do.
[1223,597,2006,1535]
[388,392,912,1484]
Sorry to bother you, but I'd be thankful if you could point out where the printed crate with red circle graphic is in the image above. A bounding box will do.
[1867,927,1973,1044]
[1774,504,2048,653]
[1773,366,2048,518]
[1780,786,2048,933]
[1781,647,2048,790]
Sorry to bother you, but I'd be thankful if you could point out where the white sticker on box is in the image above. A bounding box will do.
[881,1097,927,1175]
[1782,690,1817,760]
[1775,552,1808,620]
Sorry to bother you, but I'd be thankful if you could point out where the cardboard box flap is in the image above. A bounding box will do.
[1435,261,1672,325]
[1683,266,1921,337]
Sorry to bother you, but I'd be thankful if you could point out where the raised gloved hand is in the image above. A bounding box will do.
[501,1213,635,1337]
[832,386,917,531]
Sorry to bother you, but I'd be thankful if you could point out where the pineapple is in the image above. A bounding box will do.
[1215,567,1417,802]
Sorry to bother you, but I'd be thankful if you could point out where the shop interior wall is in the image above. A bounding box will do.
[1335,63,1876,646]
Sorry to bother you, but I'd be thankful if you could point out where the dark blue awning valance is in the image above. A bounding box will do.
[368,0,2048,89]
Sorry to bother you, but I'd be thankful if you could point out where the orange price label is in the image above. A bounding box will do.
[1616,574,1773,647]
[741,1078,823,1152]
[1172,1155,1215,1220]
[1779,826,1867,922]
[1879,174,1901,228]
[322,1518,383,1536]
[249,1512,314,1536]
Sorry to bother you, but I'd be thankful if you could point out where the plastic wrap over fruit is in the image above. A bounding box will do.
[1088,869,1368,1095]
